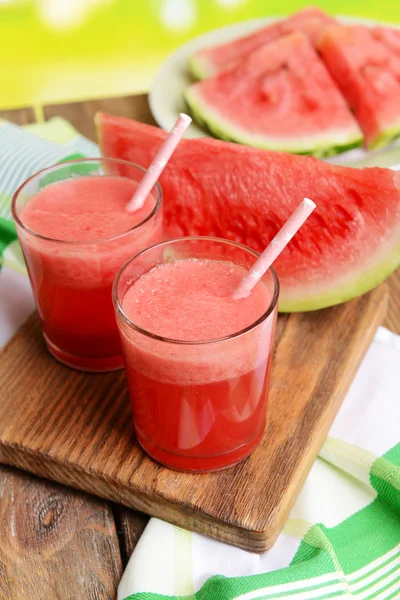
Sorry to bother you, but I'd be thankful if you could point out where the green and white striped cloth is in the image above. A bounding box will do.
[0,117,98,275]
[0,119,399,600]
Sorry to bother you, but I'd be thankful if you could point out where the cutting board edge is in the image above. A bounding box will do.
[261,283,389,529]
[231,283,389,532]
[0,442,278,552]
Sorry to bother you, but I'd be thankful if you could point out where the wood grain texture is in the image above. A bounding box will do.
[1,107,35,126]
[0,284,388,552]
[384,271,400,334]
[113,507,149,567]
[43,95,156,142]
[0,465,122,600]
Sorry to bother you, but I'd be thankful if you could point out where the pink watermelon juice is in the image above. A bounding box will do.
[12,159,163,371]
[113,238,279,472]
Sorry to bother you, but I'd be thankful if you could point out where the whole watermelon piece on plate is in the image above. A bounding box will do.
[96,113,400,312]
[185,32,362,156]
[189,6,336,80]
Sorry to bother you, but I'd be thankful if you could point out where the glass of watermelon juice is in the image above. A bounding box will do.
[113,237,279,472]
[12,158,163,372]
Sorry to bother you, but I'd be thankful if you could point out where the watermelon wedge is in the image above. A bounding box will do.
[189,7,336,80]
[185,33,362,157]
[319,25,400,149]
[96,113,400,312]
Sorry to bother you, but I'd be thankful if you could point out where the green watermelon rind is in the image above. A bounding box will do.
[279,233,400,312]
[184,87,363,158]
[369,118,400,151]
[188,53,211,81]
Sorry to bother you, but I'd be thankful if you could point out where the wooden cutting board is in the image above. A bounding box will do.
[0,284,388,552]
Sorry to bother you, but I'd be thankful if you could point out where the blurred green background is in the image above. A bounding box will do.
[1,0,400,110]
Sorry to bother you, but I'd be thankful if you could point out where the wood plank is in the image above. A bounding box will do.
[114,507,150,567]
[384,270,400,334]
[0,465,122,599]
[1,107,35,126]
[43,95,156,142]
[0,284,388,552]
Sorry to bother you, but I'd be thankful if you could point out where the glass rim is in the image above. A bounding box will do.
[11,157,163,246]
[112,236,280,346]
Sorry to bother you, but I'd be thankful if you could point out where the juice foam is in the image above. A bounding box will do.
[122,258,270,341]
[22,175,152,241]
[120,258,273,385]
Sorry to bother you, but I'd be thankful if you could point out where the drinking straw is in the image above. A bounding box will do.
[232,198,316,300]
[126,113,192,212]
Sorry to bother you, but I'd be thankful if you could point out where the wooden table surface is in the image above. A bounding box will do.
[1,95,399,599]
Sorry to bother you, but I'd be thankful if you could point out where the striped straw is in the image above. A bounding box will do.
[126,113,192,213]
[232,198,316,300]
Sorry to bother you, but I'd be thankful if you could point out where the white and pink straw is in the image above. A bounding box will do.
[126,113,192,213]
[233,198,316,300]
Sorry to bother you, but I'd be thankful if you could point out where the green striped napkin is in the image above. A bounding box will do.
[0,119,399,600]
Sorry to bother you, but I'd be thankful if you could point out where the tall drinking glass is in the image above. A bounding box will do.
[12,158,163,372]
[113,237,279,472]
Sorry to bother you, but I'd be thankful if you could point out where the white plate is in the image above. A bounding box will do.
[149,15,400,167]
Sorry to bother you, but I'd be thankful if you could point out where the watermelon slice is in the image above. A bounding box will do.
[319,24,400,149]
[189,7,336,80]
[185,33,363,157]
[96,113,400,312]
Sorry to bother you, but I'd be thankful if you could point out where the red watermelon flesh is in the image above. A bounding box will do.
[189,7,336,80]
[96,113,400,312]
[374,26,400,53]
[185,33,362,156]
[318,25,400,149]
